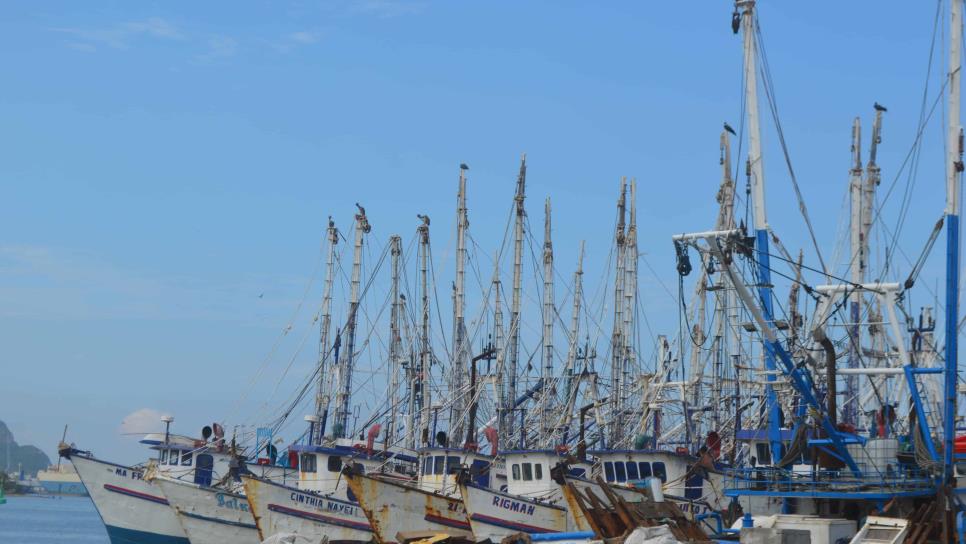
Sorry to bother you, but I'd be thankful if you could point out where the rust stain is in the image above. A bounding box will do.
[242,476,266,540]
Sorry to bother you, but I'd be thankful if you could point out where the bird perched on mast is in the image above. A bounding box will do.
[724,122,737,136]
[874,102,888,112]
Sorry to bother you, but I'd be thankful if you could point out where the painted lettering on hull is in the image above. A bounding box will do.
[216,493,250,512]
[289,492,360,518]
[491,496,536,516]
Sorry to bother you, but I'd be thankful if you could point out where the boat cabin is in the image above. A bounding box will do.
[141,432,235,487]
[501,449,579,499]
[417,447,496,493]
[590,449,713,502]
[291,438,418,494]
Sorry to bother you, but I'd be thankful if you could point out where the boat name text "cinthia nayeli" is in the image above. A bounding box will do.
[290,492,358,516]
[492,496,536,516]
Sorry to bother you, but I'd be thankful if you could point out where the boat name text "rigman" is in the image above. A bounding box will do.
[113,467,144,481]
[290,492,358,516]
[216,493,249,512]
[492,496,536,516]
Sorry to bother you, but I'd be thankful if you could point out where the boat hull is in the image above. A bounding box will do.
[243,475,374,543]
[155,477,259,544]
[69,452,189,544]
[344,471,471,544]
[459,481,571,540]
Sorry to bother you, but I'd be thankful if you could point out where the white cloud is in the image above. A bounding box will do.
[119,408,171,437]
[350,0,426,18]
[52,17,184,51]
[195,35,238,63]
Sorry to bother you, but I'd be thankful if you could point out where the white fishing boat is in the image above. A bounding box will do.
[61,424,235,544]
[344,447,498,543]
[244,439,417,543]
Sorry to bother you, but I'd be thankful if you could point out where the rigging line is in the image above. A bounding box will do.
[226,237,328,421]
[754,19,828,278]
[639,252,676,302]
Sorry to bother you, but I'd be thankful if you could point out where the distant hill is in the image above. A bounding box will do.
[0,420,52,477]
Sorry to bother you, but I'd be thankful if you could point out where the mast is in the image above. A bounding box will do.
[943,0,962,489]
[716,129,737,441]
[387,235,403,448]
[541,197,555,441]
[416,214,432,448]
[737,0,782,464]
[313,217,339,444]
[624,179,638,423]
[506,154,527,448]
[846,117,863,425]
[451,164,470,446]
[334,204,370,438]
[610,178,628,445]
[560,241,585,436]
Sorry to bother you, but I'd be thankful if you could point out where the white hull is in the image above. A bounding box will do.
[459,481,572,539]
[156,477,259,544]
[244,475,374,543]
[69,452,189,544]
[344,472,471,544]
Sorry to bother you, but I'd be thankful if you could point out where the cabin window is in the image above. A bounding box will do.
[447,456,461,474]
[755,443,771,465]
[626,462,639,480]
[169,450,180,465]
[569,467,586,478]
[300,453,317,473]
[327,456,343,472]
[512,463,521,480]
[160,450,168,464]
[534,464,543,480]
[422,457,432,475]
[638,462,652,478]
[653,462,667,483]
[685,464,703,500]
[614,461,627,482]
[522,463,534,481]
[181,451,192,466]
[604,462,615,482]
[433,456,445,475]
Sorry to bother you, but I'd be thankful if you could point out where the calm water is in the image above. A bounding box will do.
[0,495,109,543]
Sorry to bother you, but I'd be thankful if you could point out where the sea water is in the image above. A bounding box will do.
[0,495,109,543]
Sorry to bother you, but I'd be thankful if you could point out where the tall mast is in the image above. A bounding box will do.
[416,214,432,448]
[560,241,585,436]
[943,0,963,489]
[736,0,782,464]
[846,117,864,425]
[386,235,403,449]
[451,164,470,446]
[623,179,638,422]
[541,197,555,441]
[313,217,339,444]
[715,129,737,438]
[610,177,627,445]
[334,204,370,439]
[506,154,527,448]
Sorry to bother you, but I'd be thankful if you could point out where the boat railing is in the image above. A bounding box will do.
[724,466,936,495]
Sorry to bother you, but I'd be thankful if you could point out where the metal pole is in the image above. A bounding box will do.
[737,0,782,466]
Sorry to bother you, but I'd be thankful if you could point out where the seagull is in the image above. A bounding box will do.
[874,102,888,112]
[724,122,736,136]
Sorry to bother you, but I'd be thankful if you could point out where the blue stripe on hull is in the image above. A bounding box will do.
[105,525,190,544]
[39,481,89,495]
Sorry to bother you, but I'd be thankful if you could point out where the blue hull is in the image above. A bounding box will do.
[39,480,89,496]
[105,525,190,544]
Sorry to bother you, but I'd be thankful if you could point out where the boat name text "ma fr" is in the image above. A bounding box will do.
[216,493,249,512]
[290,492,358,516]
[113,467,144,481]
[492,496,535,516]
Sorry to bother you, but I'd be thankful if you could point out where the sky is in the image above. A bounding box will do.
[0,0,960,465]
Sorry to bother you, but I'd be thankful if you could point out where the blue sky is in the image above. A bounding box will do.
[0,1,959,464]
